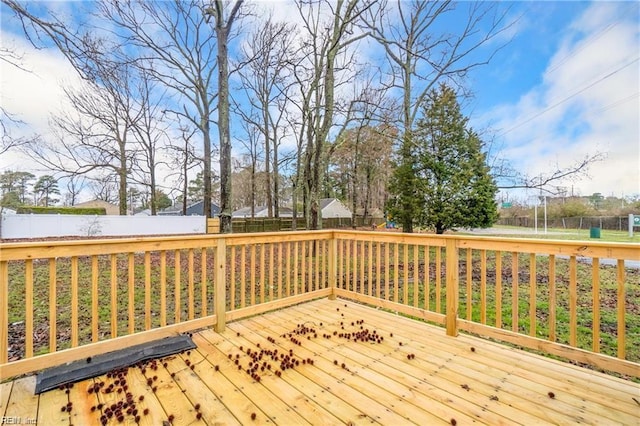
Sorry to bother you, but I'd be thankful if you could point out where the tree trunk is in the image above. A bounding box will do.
[203,118,212,219]
[217,27,232,232]
[273,131,279,218]
[118,137,128,216]
[213,0,243,233]
[182,138,188,216]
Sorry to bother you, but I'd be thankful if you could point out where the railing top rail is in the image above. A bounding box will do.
[0,230,335,261]
[1,229,637,262]
[333,230,640,259]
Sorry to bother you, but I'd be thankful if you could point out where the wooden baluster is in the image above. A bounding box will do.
[128,253,135,334]
[495,251,502,328]
[144,252,151,330]
[617,259,626,359]
[110,254,118,338]
[466,249,473,320]
[511,252,519,333]
[569,255,577,346]
[592,258,600,353]
[51,258,60,349]
[160,251,167,327]
[188,249,195,320]
[435,247,442,313]
[481,250,487,325]
[71,256,78,347]
[25,259,33,357]
[174,250,181,324]
[528,253,536,336]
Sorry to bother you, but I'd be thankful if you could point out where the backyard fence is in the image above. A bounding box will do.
[207,216,384,233]
[0,214,206,239]
[498,215,635,231]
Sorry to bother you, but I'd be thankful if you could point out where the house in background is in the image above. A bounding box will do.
[231,199,352,219]
[159,200,221,217]
[320,198,352,219]
[232,206,293,218]
[74,199,119,215]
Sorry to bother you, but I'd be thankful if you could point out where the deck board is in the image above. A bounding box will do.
[2,298,639,425]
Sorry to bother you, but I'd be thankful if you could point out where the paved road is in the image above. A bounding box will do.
[464,228,640,269]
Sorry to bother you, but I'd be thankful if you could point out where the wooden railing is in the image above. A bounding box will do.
[1,230,638,380]
[333,231,639,377]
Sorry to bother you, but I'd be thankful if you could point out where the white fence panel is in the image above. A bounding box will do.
[0,214,206,239]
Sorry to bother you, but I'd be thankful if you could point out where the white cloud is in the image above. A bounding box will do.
[483,2,639,198]
[1,30,84,168]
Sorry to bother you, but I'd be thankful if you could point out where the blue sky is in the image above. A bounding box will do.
[1,1,638,203]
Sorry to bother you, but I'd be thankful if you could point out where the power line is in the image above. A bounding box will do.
[594,92,639,114]
[547,3,636,74]
[499,57,639,136]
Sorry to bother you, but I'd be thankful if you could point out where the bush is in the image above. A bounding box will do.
[16,206,107,215]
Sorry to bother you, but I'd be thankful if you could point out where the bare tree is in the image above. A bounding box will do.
[237,121,262,217]
[99,0,221,218]
[89,174,119,204]
[169,126,199,215]
[25,54,141,215]
[293,0,374,229]
[204,0,245,232]
[129,70,171,215]
[493,152,607,194]
[235,16,296,218]
[64,175,86,206]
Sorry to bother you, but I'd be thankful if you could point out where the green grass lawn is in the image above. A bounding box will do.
[460,225,640,243]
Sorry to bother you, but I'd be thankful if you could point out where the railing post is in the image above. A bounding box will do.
[0,261,8,364]
[328,233,337,300]
[214,237,227,332]
[445,238,459,337]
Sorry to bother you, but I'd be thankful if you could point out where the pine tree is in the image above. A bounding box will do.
[389,84,498,234]
[33,175,60,207]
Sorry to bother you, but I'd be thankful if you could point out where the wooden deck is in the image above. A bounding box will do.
[2,298,639,425]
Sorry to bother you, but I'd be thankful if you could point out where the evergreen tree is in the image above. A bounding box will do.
[388,84,498,234]
[33,175,60,207]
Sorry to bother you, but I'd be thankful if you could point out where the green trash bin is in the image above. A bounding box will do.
[590,227,601,238]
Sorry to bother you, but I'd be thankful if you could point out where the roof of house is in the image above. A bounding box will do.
[232,206,294,218]
[319,198,352,218]
[74,199,120,215]
[159,200,220,217]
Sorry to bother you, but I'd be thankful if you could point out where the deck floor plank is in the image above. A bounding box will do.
[208,321,428,425]
[3,298,639,425]
[195,330,313,425]
[185,339,273,425]
[223,321,445,425]
[168,351,242,425]
[125,364,174,426]
[244,309,483,425]
[292,302,596,424]
[0,381,12,418]
[37,383,69,424]
[325,300,640,424]
[68,378,102,426]
[206,327,348,426]
[268,307,535,425]
[142,348,207,426]
[4,376,38,424]
[218,322,375,425]
[230,318,429,425]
